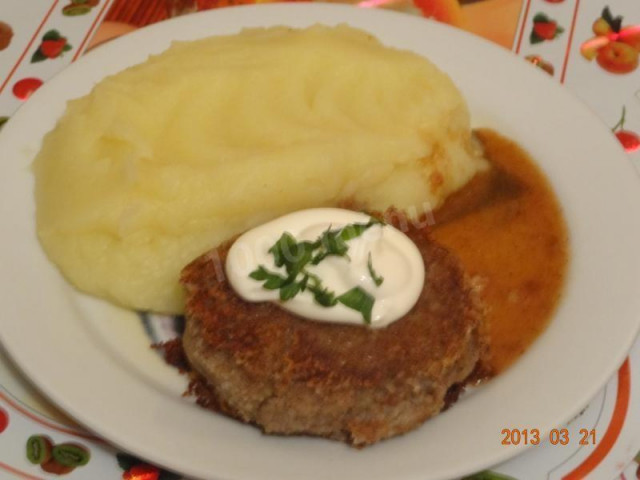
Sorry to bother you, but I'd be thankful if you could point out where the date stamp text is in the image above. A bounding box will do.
[501,428,597,446]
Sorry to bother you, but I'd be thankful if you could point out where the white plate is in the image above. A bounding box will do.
[2,4,640,480]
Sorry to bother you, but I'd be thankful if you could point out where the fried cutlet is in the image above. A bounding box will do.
[179,218,485,447]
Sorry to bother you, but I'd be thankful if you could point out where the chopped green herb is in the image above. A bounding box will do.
[337,287,375,324]
[249,265,287,289]
[279,281,301,301]
[248,218,384,324]
[262,275,285,290]
[310,286,338,307]
[248,266,270,281]
[367,252,384,287]
[268,232,297,268]
[340,218,383,241]
[299,274,310,292]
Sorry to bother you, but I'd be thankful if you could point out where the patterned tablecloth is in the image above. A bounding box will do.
[1,1,639,479]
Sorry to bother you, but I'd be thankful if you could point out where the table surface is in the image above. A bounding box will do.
[1,1,639,479]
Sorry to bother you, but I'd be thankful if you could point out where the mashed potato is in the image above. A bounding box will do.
[34,25,487,313]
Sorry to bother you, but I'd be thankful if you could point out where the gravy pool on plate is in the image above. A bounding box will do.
[433,128,568,374]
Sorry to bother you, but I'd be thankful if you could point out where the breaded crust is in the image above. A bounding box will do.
[180,220,484,447]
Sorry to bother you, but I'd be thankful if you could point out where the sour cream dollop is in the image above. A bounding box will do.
[225,209,425,328]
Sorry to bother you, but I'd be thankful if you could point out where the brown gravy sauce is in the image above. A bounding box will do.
[432,128,568,374]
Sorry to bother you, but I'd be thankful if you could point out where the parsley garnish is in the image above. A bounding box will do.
[367,252,384,287]
[337,287,374,324]
[249,218,383,323]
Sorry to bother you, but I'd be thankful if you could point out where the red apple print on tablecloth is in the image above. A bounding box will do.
[530,13,564,44]
[581,7,639,74]
[62,0,100,17]
[0,21,13,51]
[0,406,8,433]
[612,107,640,153]
[525,55,555,75]
[123,464,161,480]
[12,77,43,100]
[31,30,72,63]
[117,453,182,480]
[26,435,91,476]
